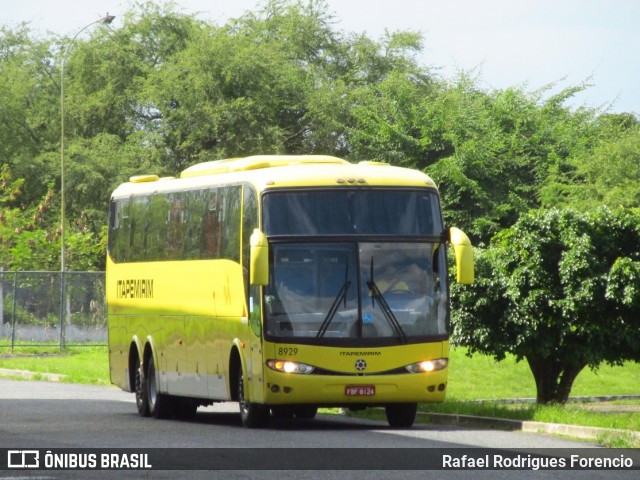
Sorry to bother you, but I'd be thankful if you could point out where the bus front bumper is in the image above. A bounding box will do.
[262,369,448,406]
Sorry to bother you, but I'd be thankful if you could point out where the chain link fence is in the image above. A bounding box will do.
[0,271,106,351]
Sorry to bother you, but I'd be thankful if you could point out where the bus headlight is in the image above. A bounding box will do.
[266,360,315,374]
[404,358,448,373]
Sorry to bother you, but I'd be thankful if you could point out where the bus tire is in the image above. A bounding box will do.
[134,356,150,417]
[146,355,173,419]
[385,403,417,428]
[237,372,269,428]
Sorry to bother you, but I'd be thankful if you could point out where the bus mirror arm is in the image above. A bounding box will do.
[448,227,474,285]
[250,229,269,286]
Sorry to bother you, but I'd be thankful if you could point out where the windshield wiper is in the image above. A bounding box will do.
[317,263,351,338]
[367,257,407,343]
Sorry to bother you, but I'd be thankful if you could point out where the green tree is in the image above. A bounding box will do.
[542,116,640,210]
[144,0,345,170]
[0,164,102,271]
[341,63,605,246]
[0,25,59,206]
[2,0,639,273]
[425,81,602,245]
[452,207,640,404]
[0,164,53,270]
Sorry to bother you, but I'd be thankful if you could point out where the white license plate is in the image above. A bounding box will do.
[345,385,376,396]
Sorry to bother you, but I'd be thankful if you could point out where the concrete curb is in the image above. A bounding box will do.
[0,368,67,382]
[464,395,640,404]
[419,411,640,443]
[521,420,640,442]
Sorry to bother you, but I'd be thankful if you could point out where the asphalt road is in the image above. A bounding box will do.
[0,380,637,480]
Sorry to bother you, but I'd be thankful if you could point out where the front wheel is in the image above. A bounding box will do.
[385,403,417,428]
[237,372,269,428]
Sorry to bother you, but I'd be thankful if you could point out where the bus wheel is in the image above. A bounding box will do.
[385,403,417,428]
[134,357,150,417]
[146,355,173,419]
[237,372,269,428]
[294,406,318,419]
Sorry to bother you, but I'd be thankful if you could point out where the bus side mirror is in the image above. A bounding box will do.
[449,227,474,284]
[250,229,269,286]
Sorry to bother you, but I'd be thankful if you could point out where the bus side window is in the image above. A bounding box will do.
[204,189,219,257]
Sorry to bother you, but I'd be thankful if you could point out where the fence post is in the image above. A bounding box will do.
[11,272,17,354]
[0,267,3,326]
[59,271,65,352]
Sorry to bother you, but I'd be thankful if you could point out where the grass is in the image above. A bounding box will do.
[446,348,640,400]
[417,349,640,446]
[419,401,640,432]
[1,345,638,446]
[0,345,110,385]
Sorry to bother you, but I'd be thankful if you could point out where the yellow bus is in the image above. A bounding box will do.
[107,155,473,428]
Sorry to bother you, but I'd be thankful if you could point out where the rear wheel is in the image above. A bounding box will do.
[237,372,269,428]
[134,357,149,417]
[146,355,173,419]
[385,403,417,428]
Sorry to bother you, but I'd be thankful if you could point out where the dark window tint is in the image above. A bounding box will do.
[263,189,441,236]
[108,184,254,264]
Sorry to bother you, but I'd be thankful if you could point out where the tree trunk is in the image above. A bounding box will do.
[526,355,587,404]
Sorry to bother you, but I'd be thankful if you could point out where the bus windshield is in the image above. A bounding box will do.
[263,189,442,236]
[263,242,448,345]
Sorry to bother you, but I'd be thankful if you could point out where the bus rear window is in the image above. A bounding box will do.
[263,189,442,236]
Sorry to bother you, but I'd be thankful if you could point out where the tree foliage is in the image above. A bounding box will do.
[0,164,102,270]
[452,207,640,404]
[2,0,638,259]
[542,114,640,211]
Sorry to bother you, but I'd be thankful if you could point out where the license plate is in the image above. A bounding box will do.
[345,385,376,396]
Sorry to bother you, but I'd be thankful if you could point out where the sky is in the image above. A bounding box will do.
[3,0,639,114]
